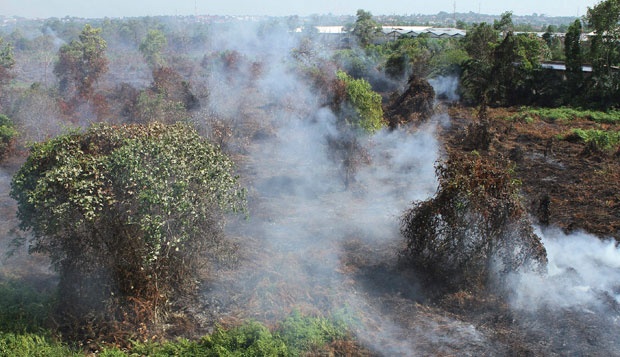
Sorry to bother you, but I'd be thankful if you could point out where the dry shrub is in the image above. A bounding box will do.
[386,74,436,128]
[400,151,547,293]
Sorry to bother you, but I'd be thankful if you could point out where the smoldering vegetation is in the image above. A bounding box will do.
[1,15,620,356]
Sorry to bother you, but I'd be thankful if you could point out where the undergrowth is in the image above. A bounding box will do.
[563,128,620,151]
[509,107,620,124]
[0,285,353,357]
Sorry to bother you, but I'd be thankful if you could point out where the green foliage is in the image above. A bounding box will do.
[0,280,55,334]
[10,122,246,338]
[276,311,347,355]
[510,107,620,124]
[202,321,288,356]
[565,20,583,74]
[111,313,349,357]
[352,9,382,48]
[336,70,384,133]
[54,24,108,101]
[0,114,17,161]
[0,332,79,357]
[139,29,167,68]
[566,128,620,151]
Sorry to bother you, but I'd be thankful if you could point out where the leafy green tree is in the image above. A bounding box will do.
[460,23,499,105]
[565,19,583,74]
[139,29,167,68]
[54,24,108,102]
[11,122,246,340]
[352,9,382,48]
[0,114,17,161]
[335,70,384,133]
[585,0,620,108]
[493,11,514,36]
[0,37,15,94]
[463,22,498,63]
[587,0,620,75]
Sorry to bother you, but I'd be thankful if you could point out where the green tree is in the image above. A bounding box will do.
[460,23,499,105]
[54,24,108,102]
[565,19,583,74]
[587,0,620,107]
[0,114,17,161]
[352,9,382,48]
[493,11,514,36]
[0,37,15,93]
[10,122,246,340]
[336,70,384,133]
[587,0,620,75]
[139,29,167,68]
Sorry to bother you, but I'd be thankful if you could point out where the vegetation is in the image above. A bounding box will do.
[2,5,620,355]
[400,152,547,292]
[351,9,382,48]
[10,122,246,341]
[54,24,108,105]
[335,70,385,133]
[564,128,620,151]
[0,114,17,161]
[509,107,620,124]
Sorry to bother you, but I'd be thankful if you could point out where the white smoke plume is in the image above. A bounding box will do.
[510,227,620,311]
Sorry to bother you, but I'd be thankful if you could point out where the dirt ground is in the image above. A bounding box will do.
[443,105,620,241]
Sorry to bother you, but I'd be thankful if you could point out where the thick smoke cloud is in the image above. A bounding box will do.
[510,227,620,311]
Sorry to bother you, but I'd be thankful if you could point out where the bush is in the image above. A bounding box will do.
[565,128,620,152]
[0,280,55,334]
[0,332,78,357]
[0,114,17,161]
[336,70,385,133]
[10,122,246,341]
[400,152,547,292]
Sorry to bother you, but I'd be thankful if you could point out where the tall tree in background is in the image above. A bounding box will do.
[54,24,108,103]
[139,29,167,69]
[586,0,620,107]
[352,9,382,48]
[460,23,499,105]
[565,19,583,74]
[0,37,15,106]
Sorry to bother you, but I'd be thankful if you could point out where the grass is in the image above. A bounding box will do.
[564,128,620,151]
[508,107,620,124]
[0,280,353,357]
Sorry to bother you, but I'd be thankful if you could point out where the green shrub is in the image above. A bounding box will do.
[0,113,17,161]
[0,280,55,334]
[510,107,620,124]
[276,311,347,355]
[202,321,288,356]
[566,128,620,151]
[0,332,78,357]
[336,70,385,133]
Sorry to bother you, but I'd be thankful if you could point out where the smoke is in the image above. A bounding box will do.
[428,75,460,102]
[509,227,620,311]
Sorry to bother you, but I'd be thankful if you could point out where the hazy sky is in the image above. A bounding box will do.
[1,0,600,19]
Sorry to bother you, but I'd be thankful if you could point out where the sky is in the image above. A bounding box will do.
[1,0,601,19]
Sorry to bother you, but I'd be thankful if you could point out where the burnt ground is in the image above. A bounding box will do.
[444,105,620,241]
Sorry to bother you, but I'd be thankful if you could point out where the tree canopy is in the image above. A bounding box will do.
[54,24,108,102]
[11,122,246,339]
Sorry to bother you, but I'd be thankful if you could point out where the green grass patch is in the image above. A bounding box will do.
[509,107,620,124]
[99,312,352,356]
[563,128,620,151]
[0,332,79,357]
